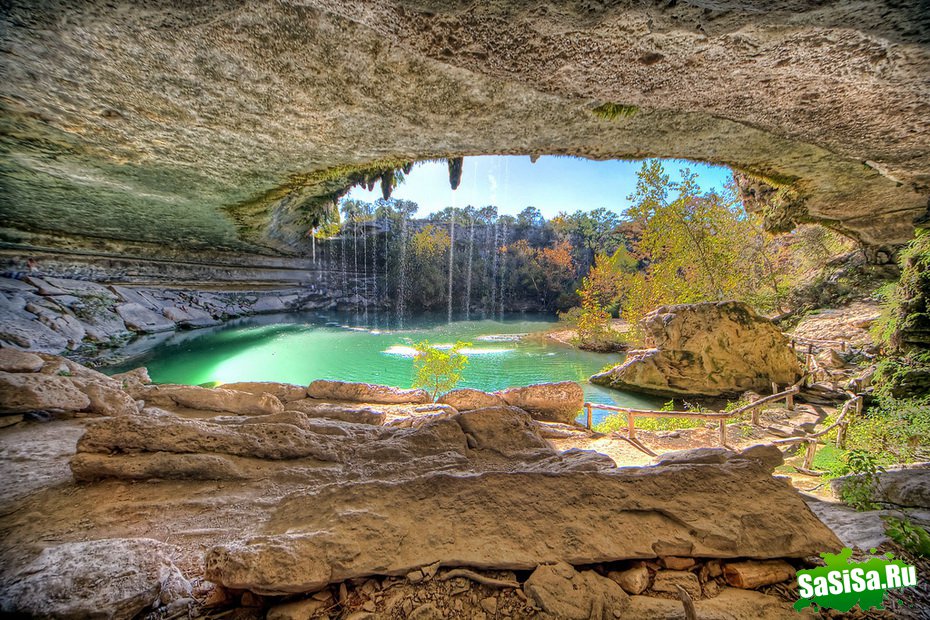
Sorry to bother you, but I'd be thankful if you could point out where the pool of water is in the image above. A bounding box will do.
[102,312,663,424]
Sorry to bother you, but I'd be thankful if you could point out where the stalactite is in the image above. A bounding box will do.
[447,157,463,190]
[381,171,394,201]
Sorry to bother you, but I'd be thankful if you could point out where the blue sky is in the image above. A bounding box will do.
[347,155,734,218]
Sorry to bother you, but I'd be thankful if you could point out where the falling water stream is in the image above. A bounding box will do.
[447,211,455,323]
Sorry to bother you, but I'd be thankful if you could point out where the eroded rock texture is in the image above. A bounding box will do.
[592,301,801,397]
[1,1,928,257]
[0,538,191,619]
[204,460,840,594]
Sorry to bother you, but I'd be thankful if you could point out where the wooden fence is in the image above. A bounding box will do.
[583,383,800,447]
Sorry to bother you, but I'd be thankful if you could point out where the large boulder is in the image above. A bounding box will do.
[456,406,551,457]
[0,538,191,619]
[204,460,841,594]
[591,301,801,397]
[0,371,90,413]
[495,381,583,424]
[307,380,431,404]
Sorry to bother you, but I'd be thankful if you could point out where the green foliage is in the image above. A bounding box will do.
[834,449,886,511]
[884,516,930,558]
[592,103,639,120]
[873,352,930,399]
[872,228,930,352]
[845,394,930,463]
[593,412,704,433]
[412,340,470,401]
[607,161,773,333]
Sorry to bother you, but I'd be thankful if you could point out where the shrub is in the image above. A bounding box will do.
[884,516,930,558]
[412,340,470,401]
[833,449,885,511]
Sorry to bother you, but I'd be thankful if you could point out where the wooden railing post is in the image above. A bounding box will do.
[718,418,726,446]
[585,403,592,430]
[786,390,795,411]
[751,406,760,426]
[802,440,817,470]
[628,413,636,440]
[835,422,847,449]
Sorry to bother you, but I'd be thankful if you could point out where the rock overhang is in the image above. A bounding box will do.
[1,0,928,255]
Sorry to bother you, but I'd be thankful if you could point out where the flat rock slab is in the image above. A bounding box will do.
[308,380,431,404]
[205,460,841,595]
[116,302,176,333]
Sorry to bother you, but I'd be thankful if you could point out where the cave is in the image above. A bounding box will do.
[1,1,928,618]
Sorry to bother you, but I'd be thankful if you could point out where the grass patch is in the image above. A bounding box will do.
[593,412,704,434]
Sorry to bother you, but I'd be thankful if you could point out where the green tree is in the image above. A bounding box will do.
[412,340,471,400]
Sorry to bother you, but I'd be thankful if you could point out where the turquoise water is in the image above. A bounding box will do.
[103,312,662,424]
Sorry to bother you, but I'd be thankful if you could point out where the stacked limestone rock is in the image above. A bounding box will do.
[0,275,346,360]
[0,357,841,619]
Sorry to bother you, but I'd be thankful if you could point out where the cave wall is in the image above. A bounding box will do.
[1,0,928,260]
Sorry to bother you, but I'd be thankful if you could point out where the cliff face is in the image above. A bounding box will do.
[1,0,928,258]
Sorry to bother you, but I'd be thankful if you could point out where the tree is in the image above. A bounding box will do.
[412,340,470,400]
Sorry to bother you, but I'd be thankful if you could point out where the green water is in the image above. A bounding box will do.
[103,312,662,424]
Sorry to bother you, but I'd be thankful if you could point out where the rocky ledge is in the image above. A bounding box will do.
[0,350,844,618]
[0,274,377,361]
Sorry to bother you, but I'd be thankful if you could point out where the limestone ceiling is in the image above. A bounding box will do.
[1,0,927,253]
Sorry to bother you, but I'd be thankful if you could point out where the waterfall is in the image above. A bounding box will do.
[371,217,379,328]
[353,220,360,320]
[499,219,508,319]
[489,220,498,318]
[397,216,408,328]
[341,236,348,299]
[362,221,369,324]
[447,210,456,323]
[465,215,474,321]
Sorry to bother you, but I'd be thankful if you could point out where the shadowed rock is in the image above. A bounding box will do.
[0,538,191,619]
[1,1,926,253]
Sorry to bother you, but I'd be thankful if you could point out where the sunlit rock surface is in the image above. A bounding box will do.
[1,0,928,258]
[592,301,801,397]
